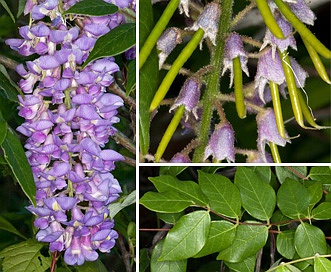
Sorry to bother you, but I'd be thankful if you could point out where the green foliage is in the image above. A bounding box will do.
[139,0,159,155]
[83,23,136,68]
[0,65,20,102]
[1,128,36,206]
[140,166,331,271]
[0,215,26,240]
[0,239,51,272]
[63,0,118,16]
[108,189,136,219]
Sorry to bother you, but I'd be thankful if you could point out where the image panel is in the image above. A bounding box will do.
[139,165,331,271]
[139,0,331,163]
[0,0,136,271]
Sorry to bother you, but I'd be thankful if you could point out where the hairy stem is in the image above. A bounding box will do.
[192,0,234,162]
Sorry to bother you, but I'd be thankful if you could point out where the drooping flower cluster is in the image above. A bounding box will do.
[6,0,135,266]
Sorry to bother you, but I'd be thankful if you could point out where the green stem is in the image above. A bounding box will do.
[139,0,180,69]
[149,28,204,111]
[274,0,331,58]
[255,0,284,39]
[233,57,246,119]
[154,105,185,162]
[269,81,286,138]
[192,0,234,162]
[269,142,281,163]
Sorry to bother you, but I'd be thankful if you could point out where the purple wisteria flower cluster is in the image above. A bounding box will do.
[6,0,135,266]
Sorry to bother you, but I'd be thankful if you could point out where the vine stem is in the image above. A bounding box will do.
[192,0,234,162]
[139,0,180,69]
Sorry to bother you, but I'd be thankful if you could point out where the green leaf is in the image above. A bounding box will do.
[275,166,307,184]
[0,215,26,240]
[224,255,256,272]
[0,110,7,145]
[0,239,51,272]
[139,248,150,272]
[275,264,302,272]
[234,167,276,221]
[17,0,26,18]
[277,178,310,219]
[149,175,209,206]
[126,59,136,96]
[76,259,108,272]
[0,0,15,22]
[108,190,136,218]
[276,230,296,259]
[194,220,236,258]
[294,223,327,258]
[200,166,225,174]
[63,0,118,16]
[198,171,241,219]
[151,240,187,272]
[157,211,184,224]
[217,223,268,263]
[139,0,159,155]
[159,166,188,176]
[314,256,331,272]
[249,166,271,183]
[160,210,210,261]
[83,23,136,68]
[0,64,20,102]
[309,167,331,184]
[307,182,323,210]
[312,202,331,220]
[1,128,36,206]
[140,191,192,213]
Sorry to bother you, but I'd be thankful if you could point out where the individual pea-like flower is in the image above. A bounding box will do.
[169,76,201,121]
[157,28,182,69]
[260,13,297,58]
[186,2,221,47]
[255,48,308,103]
[222,33,249,86]
[204,122,235,163]
[256,108,290,162]
[8,0,135,266]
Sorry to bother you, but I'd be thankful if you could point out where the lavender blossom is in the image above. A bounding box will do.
[256,108,290,162]
[157,28,182,69]
[255,48,308,103]
[186,2,221,47]
[8,0,135,266]
[222,33,249,87]
[169,76,201,121]
[204,123,235,163]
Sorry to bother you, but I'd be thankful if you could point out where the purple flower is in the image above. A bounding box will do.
[170,153,191,163]
[261,13,297,57]
[204,123,235,162]
[255,49,308,103]
[222,33,249,86]
[256,108,290,162]
[170,76,201,121]
[157,28,182,69]
[186,2,221,46]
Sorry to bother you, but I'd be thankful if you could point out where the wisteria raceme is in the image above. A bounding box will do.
[6,0,135,266]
